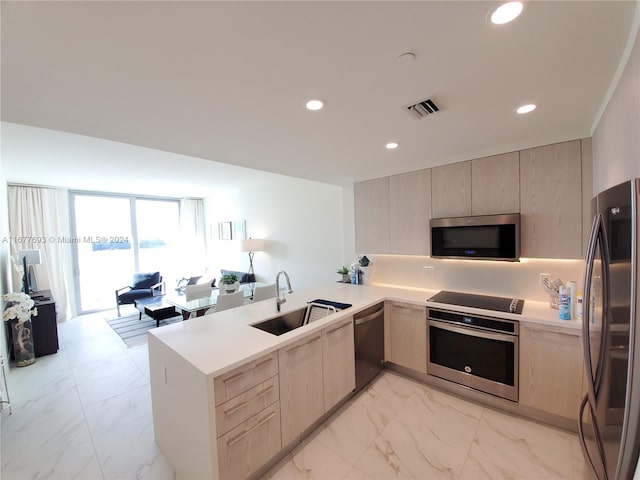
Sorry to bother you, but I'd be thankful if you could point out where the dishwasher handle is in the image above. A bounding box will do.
[354,307,384,326]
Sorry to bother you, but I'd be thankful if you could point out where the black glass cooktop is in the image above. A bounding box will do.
[427,290,524,314]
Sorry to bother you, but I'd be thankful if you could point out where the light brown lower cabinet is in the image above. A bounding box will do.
[322,318,356,410]
[279,319,356,446]
[388,302,427,373]
[519,323,584,420]
[278,333,324,446]
[217,401,282,479]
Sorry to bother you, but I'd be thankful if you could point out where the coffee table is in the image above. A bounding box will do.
[134,296,180,328]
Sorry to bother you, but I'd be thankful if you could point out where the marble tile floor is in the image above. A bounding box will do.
[1,308,591,480]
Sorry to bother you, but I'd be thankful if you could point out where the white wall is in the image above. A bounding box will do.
[0,149,9,362]
[592,9,640,194]
[206,177,344,291]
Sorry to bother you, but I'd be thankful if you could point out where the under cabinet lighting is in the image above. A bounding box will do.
[385,142,399,150]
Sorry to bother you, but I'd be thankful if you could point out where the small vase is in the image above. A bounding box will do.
[222,281,239,294]
[11,319,35,367]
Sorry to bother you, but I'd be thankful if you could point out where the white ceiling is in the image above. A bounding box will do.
[1,1,637,186]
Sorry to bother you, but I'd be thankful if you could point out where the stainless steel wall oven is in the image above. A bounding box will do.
[427,308,519,402]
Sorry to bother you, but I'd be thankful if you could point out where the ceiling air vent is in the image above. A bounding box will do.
[404,98,440,119]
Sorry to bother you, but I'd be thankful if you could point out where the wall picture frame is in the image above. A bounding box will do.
[218,221,232,240]
[233,220,247,240]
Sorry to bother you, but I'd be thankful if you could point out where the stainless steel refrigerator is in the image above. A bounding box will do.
[580,178,640,480]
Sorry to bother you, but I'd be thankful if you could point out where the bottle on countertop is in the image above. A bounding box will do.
[576,292,583,320]
[558,286,571,320]
[566,280,577,319]
[350,263,360,285]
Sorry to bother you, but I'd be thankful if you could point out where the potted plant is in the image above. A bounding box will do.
[2,292,38,367]
[336,266,350,283]
[219,273,239,294]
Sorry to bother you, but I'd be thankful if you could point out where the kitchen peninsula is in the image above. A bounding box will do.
[148,282,583,480]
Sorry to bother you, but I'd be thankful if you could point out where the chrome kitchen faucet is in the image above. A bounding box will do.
[275,270,293,312]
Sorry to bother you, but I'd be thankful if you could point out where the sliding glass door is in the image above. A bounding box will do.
[71,193,180,313]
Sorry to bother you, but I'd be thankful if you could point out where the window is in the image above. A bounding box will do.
[71,192,180,313]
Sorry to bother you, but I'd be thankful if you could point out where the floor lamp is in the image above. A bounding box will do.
[239,239,265,296]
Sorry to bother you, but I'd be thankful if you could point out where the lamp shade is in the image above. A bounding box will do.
[240,239,265,252]
[19,249,42,265]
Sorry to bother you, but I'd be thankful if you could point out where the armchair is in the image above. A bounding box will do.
[115,271,164,316]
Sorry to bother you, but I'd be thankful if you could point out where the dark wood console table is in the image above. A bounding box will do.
[7,290,59,359]
[30,290,59,357]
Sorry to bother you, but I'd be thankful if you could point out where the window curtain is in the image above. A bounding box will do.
[7,185,73,321]
[179,198,207,278]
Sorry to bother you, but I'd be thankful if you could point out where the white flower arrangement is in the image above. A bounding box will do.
[2,292,38,324]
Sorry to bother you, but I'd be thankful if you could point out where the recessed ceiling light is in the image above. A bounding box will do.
[305,99,324,111]
[386,142,399,150]
[490,2,523,25]
[516,104,536,114]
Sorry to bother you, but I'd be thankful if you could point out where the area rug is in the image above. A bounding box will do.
[106,313,182,347]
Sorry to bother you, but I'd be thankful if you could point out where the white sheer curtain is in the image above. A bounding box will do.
[7,185,73,320]
[179,198,207,277]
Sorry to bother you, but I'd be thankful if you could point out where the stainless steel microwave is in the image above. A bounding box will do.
[430,213,520,261]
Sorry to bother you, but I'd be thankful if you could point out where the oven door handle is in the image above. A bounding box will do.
[429,319,516,343]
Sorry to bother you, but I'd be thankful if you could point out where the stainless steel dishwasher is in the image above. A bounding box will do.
[354,302,385,391]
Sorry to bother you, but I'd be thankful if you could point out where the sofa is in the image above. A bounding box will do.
[220,269,256,284]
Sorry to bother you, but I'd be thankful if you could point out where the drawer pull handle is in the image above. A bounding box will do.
[222,357,274,383]
[287,335,321,353]
[223,385,275,415]
[226,412,277,446]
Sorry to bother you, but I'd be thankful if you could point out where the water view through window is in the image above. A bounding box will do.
[72,193,180,313]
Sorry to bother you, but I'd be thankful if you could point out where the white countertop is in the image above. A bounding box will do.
[148,282,583,378]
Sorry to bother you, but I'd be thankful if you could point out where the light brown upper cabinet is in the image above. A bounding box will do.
[471,152,520,215]
[431,161,472,218]
[354,177,390,254]
[520,140,583,259]
[389,169,432,255]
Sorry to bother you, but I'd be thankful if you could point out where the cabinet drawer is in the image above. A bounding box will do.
[217,401,282,480]
[215,375,279,437]
[214,351,278,406]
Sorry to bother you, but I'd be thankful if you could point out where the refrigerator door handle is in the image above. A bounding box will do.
[578,394,608,480]
[582,213,612,405]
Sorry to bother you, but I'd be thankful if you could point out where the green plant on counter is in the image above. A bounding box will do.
[336,266,349,275]
[220,273,239,285]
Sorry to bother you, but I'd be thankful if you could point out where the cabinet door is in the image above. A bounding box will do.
[471,152,520,215]
[519,324,584,420]
[278,333,324,445]
[323,318,355,411]
[217,401,282,479]
[388,302,427,373]
[354,177,390,254]
[431,161,472,218]
[520,140,582,258]
[389,169,432,255]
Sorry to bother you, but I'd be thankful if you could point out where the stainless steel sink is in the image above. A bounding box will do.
[250,302,338,336]
[251,307,307,336]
